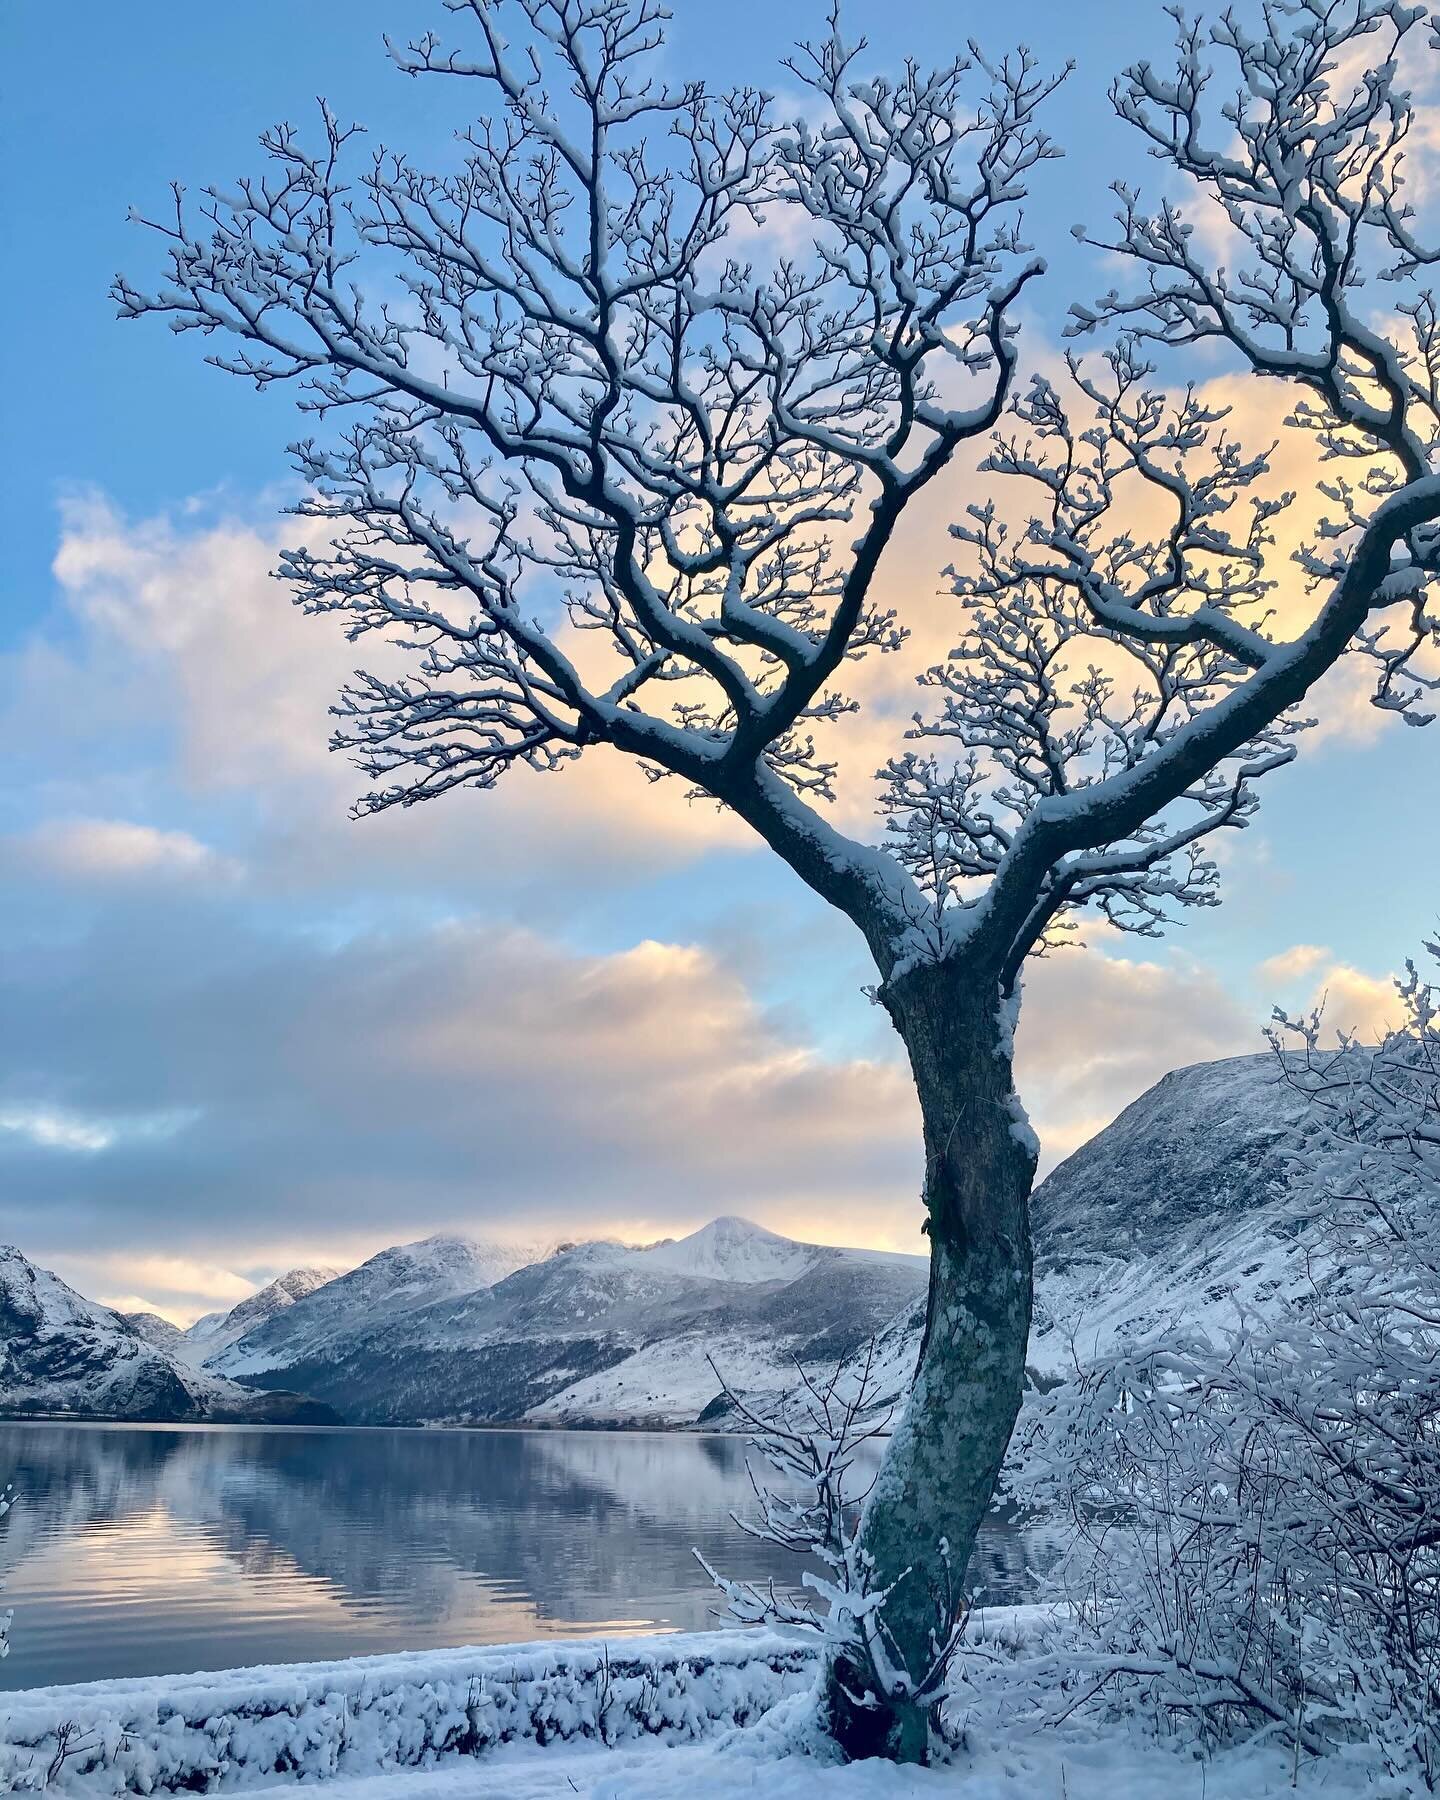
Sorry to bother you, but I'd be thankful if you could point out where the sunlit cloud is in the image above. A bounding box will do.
[1258,943,1333,985]
[9,817,240,884]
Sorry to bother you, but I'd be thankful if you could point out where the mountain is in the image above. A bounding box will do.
[1,1054,1323,1430]
[218,1219,929,1428]
[180,1265,341,1366]
[1026,1051,1315,1373]
[121,1310,186,1351]
[204,1235,551,1380]
[0,1247,338,1425]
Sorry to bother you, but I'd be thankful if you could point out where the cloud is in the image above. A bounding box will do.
[1306,962,1406,1041]
[18,492,749,908]
[0,898,925,1297]
[1258,943,1333,984]
[67,1253,262,1328]
[9,818,239,884]
[0,1106,115,1154]
[1015,937,1261,1172]
[0,1104,195,1155]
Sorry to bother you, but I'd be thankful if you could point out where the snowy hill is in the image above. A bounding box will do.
[0,1247,337,1424]
[633,1215,826,1284]
[693,1056,1320,1415]
[1026,1052,1322,1374]
[120,1309,186,1351]
[206,1235,551,1379]
[206,1053,1319,1423]
[0,1055,1327,1429]
[180,1265,341,1366]
[219,1219,928,1427]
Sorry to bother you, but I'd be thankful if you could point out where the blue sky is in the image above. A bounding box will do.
[2,0,1436,1322]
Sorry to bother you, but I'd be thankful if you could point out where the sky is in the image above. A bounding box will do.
[2,0,1438,1325]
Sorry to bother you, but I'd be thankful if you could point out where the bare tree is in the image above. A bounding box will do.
[117,0,1440,1761]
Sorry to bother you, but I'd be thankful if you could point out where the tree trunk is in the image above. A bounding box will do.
[823,958,1037,1762]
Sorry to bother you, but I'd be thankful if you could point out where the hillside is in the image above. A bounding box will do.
[206,1235,551,1380]
[181,1266,342,1367]
[1026,1051,1314,1374]
[0,1247,337,1424]
[214,1219,928,1427]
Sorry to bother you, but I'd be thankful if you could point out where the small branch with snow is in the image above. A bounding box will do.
[694,1345,966,1743]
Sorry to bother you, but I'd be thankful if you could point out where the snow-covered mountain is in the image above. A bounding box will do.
[1027,1051,1315,1374]
[2,1054,1325,1429]
[205,1234,552,1380]
[213,1219,928,1427]
[120,1309,186,1351]
[203,1051,1318,1426]
[180,1265,341,1366]
[0,1247,337,1424]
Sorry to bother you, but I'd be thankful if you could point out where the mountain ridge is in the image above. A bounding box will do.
[0,1052,1320,1428]
[0,1247,337,1425]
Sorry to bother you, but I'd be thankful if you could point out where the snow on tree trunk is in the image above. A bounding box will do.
[824,964,1036,1762]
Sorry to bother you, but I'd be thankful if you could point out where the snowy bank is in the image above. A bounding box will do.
[0,1629,815,1794]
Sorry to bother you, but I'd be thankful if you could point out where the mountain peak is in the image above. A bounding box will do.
[637,1216,820,1284]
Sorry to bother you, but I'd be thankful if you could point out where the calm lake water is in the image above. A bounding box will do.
[0,1422,1035,1691]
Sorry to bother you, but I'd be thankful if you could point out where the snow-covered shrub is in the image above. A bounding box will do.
[695,1346,966,1751]
[982,943,1440,1786]
[0,1630,816,1795]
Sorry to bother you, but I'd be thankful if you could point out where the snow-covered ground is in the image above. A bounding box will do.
[2,1623,1401,1799]
[216,1733,1312,1799]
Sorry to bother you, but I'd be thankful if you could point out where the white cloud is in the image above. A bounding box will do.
[1306,962,1406,1041]
[0,1104,197,1155]
[11,817,239,884]
[0,1106,114,1153]
[1258,943,1333,984]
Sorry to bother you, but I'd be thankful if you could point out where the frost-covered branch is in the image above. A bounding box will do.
[882,340,1301,975]
[881,0,1440,985]
[115,0,1064,970]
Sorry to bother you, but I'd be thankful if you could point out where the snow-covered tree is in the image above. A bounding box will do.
[997,944,1440,1784]
[117,0,1440,1760]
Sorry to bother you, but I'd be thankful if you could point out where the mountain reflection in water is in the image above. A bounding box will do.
[0,1422,1038,1689]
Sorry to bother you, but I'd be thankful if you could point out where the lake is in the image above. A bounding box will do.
[0,1422,1036,1691]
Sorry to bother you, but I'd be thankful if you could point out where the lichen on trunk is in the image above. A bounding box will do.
[824,960,1037,1762]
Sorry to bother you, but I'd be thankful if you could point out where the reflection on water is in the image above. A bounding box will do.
[0,1423,1036,1690]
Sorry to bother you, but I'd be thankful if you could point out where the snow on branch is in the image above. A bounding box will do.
[877,0,1440,984]
[694,1345,965,1738]
[113,0,1063,965]
[117,0,1440,996]
[882,339,1302,979]
[1068,0,1440,712]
